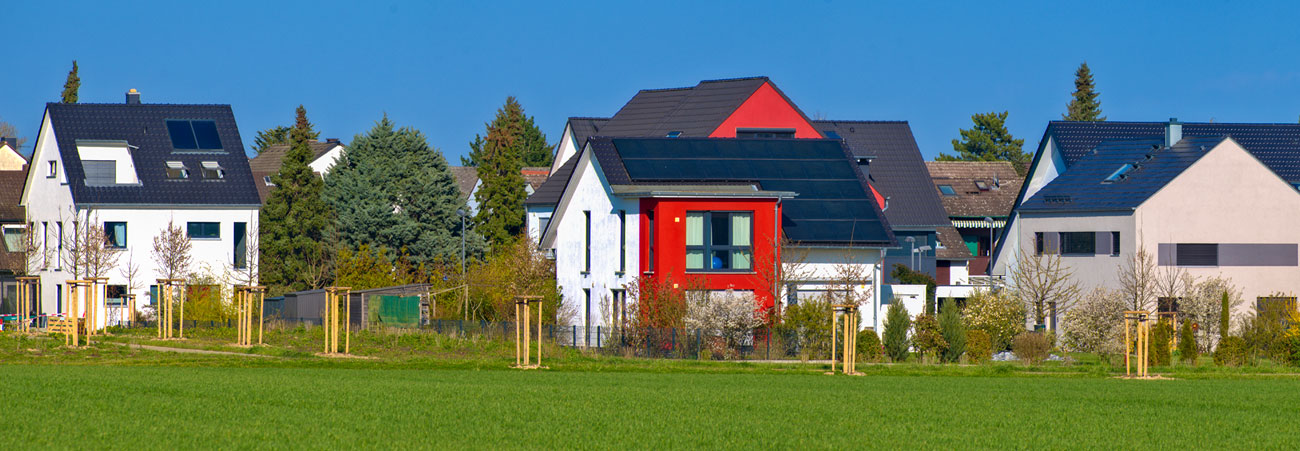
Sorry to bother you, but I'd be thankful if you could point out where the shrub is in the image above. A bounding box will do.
[1214,336,1248,367]
[967,330,992,364]
[1239,297,1296,363]
[939,301,966,363]
[1061,287,1126,357]
[1012,332,1050,365]
[962,289,1026,351]
[882,301,911,362]
[912,314,947,362]
[1148,319,1173,366]
[685,290,764,349]
[857,329,883,363]
[1178,320,1198,365]
[777,297,832,360]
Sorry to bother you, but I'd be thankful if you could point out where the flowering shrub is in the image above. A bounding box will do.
[966,330,992,364]
[685,289,764,352]
[962,289,1026,351]
[1061,287,1127,356]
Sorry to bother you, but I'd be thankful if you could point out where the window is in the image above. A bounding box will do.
[1176,243,1218,266]
[187,222,220,239]
[685,211,752,271]
[233,222,247,269]
[48,160,58,178]
[165,161,190,179]
[1059,232,1095,255]
[583,289,592,347]
[105,222,127,248]
[1104,163,1135,183]
[665,131,682,138]
[974,181,990,191]
[107,285,127,306]
[736,128,795,139]
[823,130,842,140]
[56,222,63,270]
[647,211,655,273]
[200,161,225,179]
[166,120,223,151]
[1157,297,1180,314]
[938,185,957,196]
[618,210,626,273]
[537,216,550,236]
[1034,232,1045,256]
[83,160,116,186]
[1111,232,1121,256]
[263,175,275,186]
[583,211,591,273]
[2,227,22,252]
[57,284,62,312]
[41,222,49,268]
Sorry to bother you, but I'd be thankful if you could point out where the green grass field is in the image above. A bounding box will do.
[4,331,1300,449]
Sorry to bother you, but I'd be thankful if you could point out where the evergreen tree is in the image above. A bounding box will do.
[253,125,292,154]
[259,106,333,295]
[324,116,486,266]
[1220,290,1231,339]
[461,96,553,167]
[1063,62,1105,121]
[940,111,1030,176]
[61,60,80,104]
[473,98,530,247]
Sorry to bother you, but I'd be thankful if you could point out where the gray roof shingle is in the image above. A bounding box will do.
[1021,136,1225,212]
[815,120,951,228]
[597,77,770,138]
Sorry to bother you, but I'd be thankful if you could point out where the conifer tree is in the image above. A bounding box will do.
[473,98,531,247]
[461,97,552,167]
[253,125,292,154]
[940,111,1030,175]
[324,116,486,265]
[1063,62,1105,121]
[259,106,332,295]
[61,60,80,104]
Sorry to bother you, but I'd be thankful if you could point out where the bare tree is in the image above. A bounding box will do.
[59,208,122,279]
[226,215,260,287]
[21,223,44,275]
[151,220,193,280]
[0,118,25,149]
[1009,249,1081,327]
[1117,247,1158,311]
[825,253,875,309]
[754,237,813,321]
[1154,262,1191,310]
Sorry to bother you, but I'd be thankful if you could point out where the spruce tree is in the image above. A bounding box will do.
[259,106,332,295]
[253,125,292,154]
[461,96,552,167]
[473,98,530,247]
[940,111,1030,176]
[61,60,80,104]
[1063,62,1105,121]
[324,116,486,265]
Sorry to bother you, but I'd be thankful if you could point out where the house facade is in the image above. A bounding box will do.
[247,139,345,203]
[925,161,1022,284]
[21,92,261,328]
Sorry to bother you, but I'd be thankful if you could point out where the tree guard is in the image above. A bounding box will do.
[1124,310,1151,378]
[15,276,39,334]
[513,296,546,370]
[234,286,267,347]
[322,287,352,355]
[156,279,187,340]
[829,304,864,376]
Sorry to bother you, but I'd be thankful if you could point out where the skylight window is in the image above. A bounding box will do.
[200,161,225,179]
[166,120,223,151]
[264,175,275,186]
[938,185,957,196]
[165,161,190,179]
[823,130,842,140]
[975,181,990,191]
[666,131,682,138]
[1103,163,1135,183]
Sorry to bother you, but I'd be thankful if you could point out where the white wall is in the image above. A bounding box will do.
[0,144,25,171]
[76,142,140,184]
[994,137,1065,276]
[309,144,343,175]
[549,124,578,175]
[783,247,883,331]
[526,204,552,245]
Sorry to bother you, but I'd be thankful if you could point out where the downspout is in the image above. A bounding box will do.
[773,199,781,313]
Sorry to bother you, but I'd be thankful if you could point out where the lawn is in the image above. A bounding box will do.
[4,362,1300,449]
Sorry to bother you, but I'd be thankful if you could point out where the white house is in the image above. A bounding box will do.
[21,91,262,328]
[248,139,345,203]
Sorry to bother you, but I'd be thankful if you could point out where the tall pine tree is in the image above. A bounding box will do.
[1064,62,1105,121]
[473,99,529,247]
[461,96,553,167]
[259,106,333,295]
[252,125,292,154]
[939,111,1030,176]
[324,116,486,265]
[61,60,80,104]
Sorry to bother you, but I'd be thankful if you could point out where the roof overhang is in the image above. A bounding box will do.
[610,184,796,199]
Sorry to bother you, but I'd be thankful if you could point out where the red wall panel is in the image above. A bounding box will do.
[709,82,822,139]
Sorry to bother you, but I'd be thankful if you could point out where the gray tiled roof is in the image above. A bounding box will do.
[248,141,341,203]
[449,166,479,200]
[46,102,261,206]
[815,120,952,228]
[567,117,608,148]
[597,77,770,138]
[925,161,1023,219]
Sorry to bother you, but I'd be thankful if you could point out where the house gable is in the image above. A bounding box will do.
[708,82,821,138]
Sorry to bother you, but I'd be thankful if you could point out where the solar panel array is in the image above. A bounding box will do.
[1021,136,1225,212]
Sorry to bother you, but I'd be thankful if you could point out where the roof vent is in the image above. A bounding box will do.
[126,89,141,105]
[325,138,341,144]
[1165,117,1181,147]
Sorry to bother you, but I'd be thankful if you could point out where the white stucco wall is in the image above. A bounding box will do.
[526,204,552,245]
[783,247,884,331]
[993,137,1065,276]
[0,144,25,170]
[308,144,344,175]
[549,124,578,175]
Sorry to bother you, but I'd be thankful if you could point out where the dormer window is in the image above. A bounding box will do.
[166,120,223,151]
[165,161,190,179]
[201,161,225,179]
[263,175,275,186]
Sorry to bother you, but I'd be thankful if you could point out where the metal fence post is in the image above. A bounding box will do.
[597,326,602,348]
[573,325,578,347]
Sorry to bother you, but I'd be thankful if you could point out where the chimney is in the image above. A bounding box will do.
[0,137,16,150]
[126,89,141,104]
[325,138,340,144]
[1164,117,1181,147]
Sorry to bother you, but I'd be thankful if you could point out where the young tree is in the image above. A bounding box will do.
[940,111,1030,175]
[1063,62,1105,121]
[59,208,122,280]
[882,301,911,362]
[461,97,553,167]
[1220,289,1232,339]
[323,116,486,266]
[226,214,260,288]
[1117,247,1157,311]
[1008,249,1080,328]
[151,220,192,280]
[260,106,332,295]
[473,98,529,247]
[252,125,293,154]
[61,60,80,104]
[939,301,967,363]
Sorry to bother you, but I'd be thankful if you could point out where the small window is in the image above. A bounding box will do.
[200,161,225,179]
[975,181,990,191]
[105,222,127,248]
[665,131,682,138]
[166,120,222,151]
[263,175,275,186]
[106,285,127,306]
[233,222,247,269]
[618,210,626,273]
[165,161,190,179]
[2,227,22,252]
[686,211,753,271]
[186,222,220,239]
[537,216,550,236]
[1176,243,1218,266]
[647,211,655,273]
[48,160,58,178]
[583,211,591,273]
[1104,163,1135,183]
[823,130,842,140]
[1111,232,1121,256]
[1060,232,1096,255]
[736,128,796,139]
[938,185,957,196]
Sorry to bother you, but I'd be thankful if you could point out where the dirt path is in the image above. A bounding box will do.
[104,341,275,358]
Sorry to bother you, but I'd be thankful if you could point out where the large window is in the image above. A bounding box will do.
[736,128,795,139]
[105,222,127,248]
[686,211,752,271]
[233,222,247,269]
[1176,243,1218,266]
[1111,232,1121,256]
[1059,232,1095,255]
[187,222,220,239]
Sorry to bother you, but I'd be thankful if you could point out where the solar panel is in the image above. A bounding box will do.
[166,120,198,150]
[192,120,222,150]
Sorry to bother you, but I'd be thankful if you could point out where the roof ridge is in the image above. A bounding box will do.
[568,116,610,120]
[1051,120,1300,127]
[816,119,910,124]
[47,102,232,107]
[698,76,769,83]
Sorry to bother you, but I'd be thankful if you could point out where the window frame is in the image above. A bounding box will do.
[186,222,221,240]
[48,160,58,178]
[685,211,754,273]
[618,210,626,274]
[1034,232,1044,256]
[104,222,128,248]
[938,185,957,196]
[1110,231,1121,256]
[1058,232,1096,255]
[583,211,591,274]
[233,222,247,269]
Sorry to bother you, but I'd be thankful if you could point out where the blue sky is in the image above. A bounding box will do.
[4,1,1300,162]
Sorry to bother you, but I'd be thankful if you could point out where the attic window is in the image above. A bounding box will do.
[823,130,842,140]
[200,161,225,179]
[975,181,990,191]
[736,128,796,139]
[165,161,190,179]
[48,161,58,178]
[938,185,957,196]
[1103,163,1135,183]
[666,131,683,138]
[166,120,223,151]
[264,175,275,186]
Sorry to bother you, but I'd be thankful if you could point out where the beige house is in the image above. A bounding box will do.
[0,138,26,171]
[1016,134,1300,317]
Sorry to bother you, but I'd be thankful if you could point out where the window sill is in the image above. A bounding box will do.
[685,270,758,275]
[189,237,222,241]
[580,271,590,276]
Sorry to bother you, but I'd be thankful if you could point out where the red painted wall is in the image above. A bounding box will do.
[640,197,782,309]
[709,82,822,138]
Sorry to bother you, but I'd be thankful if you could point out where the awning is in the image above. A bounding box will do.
[953,219,1005,228]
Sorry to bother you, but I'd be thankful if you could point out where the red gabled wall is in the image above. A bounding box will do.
[709,82,822,138]
[640,197,781,310]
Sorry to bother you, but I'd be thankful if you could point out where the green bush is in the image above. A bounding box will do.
[1012,332,1050,365]
[1178,320,1198,365]
[966,330,992,364]
[857,329,883,363]
[1214,336,1248,367]
[912,314,947,362]
[939,301,966,363]
[962,289,1026,351]
[1148,319,1173,366]
[777,298,832,360]
[1219,290,1231,340]
[883,301,911,362]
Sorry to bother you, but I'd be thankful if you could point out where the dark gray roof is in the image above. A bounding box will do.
[815,120,951,228]
[597,77,770,138]
[567,117,608,148]
[589,137,896,246]
[47,102,260,206]
[248,141,341,203]
[1020,136,1226,212]
[525,155,577,206]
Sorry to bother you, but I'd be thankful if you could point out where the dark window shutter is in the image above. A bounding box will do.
[83,160,116,186]
[1094,232,1111,256]
[1176,243,1218,266]
[1046,233,1060,254]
